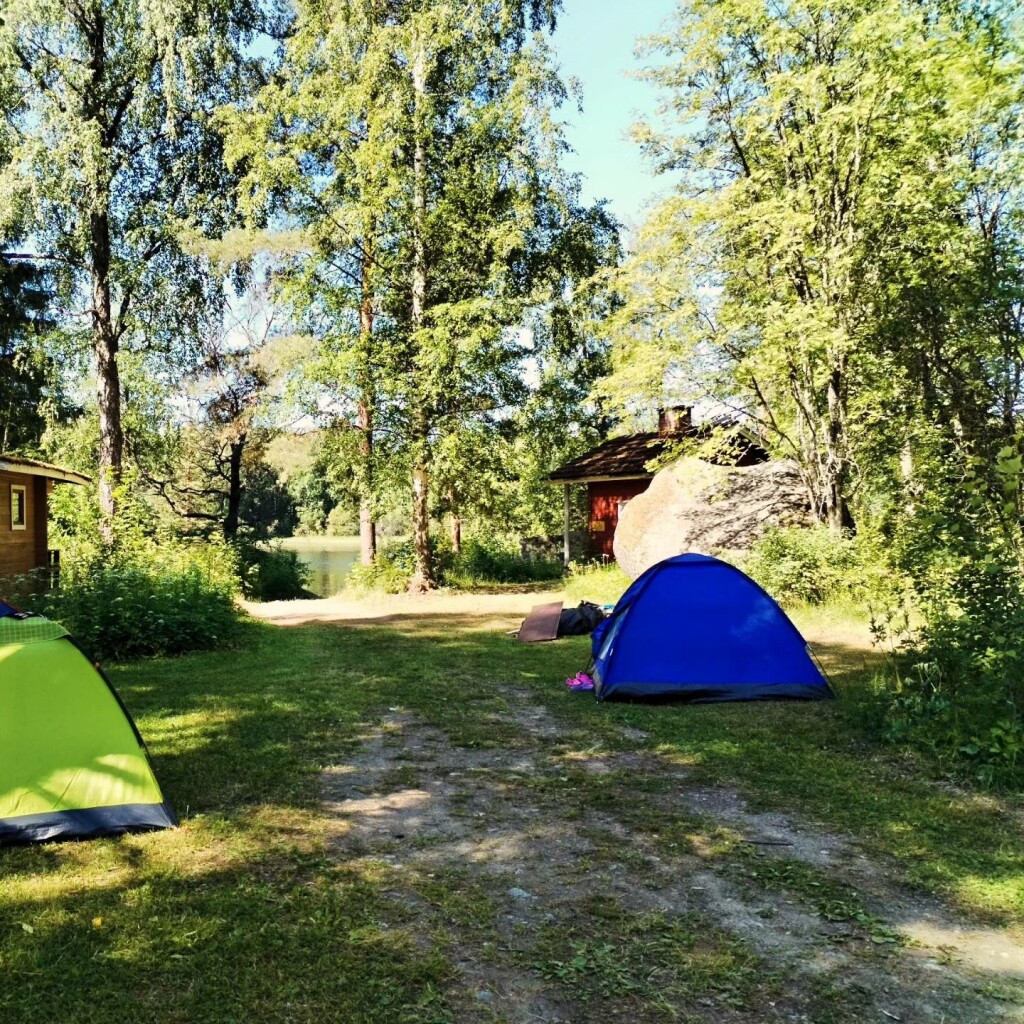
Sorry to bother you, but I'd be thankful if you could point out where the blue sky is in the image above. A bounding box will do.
[553,0,680,230]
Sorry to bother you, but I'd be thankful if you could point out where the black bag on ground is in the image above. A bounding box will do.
[557,601,606,637]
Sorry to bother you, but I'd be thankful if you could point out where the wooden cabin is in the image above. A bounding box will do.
[548,408,768,563]
[0,455,90,578]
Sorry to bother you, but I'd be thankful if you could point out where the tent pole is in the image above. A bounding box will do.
[563,484,571,566]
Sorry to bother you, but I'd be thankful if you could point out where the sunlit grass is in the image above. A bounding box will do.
[2,605,1022,1022]
[276,535,362,553]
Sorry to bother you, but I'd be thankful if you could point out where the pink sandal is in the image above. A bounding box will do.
[565,672,595,692]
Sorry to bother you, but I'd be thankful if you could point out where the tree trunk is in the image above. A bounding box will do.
[450,503,462,552]
[357,394,376,566]
[408,35,434,592]
[92,207,122,543]
[823,352,850,534]
[223,434,245,538]
[357,241,377,567]
[86,6,123,543]
[411,457,432,591]
[790,366,824,523]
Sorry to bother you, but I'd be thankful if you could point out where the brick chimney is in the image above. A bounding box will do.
[658,406,692,436]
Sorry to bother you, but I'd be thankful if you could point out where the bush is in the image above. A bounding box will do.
[444,536,564,588]
[347,539,419,594]
[237,544,311,602]
[346,533,565,592]
[743,526,892,606]
[20,540,241,662]
[873,555,1024,789]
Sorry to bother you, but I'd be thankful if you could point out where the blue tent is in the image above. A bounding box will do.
[591,553,832,702]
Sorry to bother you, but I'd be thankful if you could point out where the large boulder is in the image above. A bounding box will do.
[614,457,813,580]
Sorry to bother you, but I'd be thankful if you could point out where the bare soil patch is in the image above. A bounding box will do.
[245,590,558,629]
[252,589,1023,1019]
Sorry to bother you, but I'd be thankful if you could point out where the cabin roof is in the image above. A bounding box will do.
[547,433,668,483]
[0,454,91,486]
[547,420,771,485]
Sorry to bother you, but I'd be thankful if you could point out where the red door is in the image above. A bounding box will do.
[587,480,651,560]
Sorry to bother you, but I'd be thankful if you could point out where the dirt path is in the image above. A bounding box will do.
[259,591,1024,1021]
[320,703,1023,1023]
[244,589,555,628]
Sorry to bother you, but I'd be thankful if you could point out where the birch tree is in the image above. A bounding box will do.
[0,0,281,536]
[225,0,610,589]
[600,0,1021,532]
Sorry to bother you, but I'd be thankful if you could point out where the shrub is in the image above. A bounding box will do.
[743,526,892,606]
[873,555,1024,789]
[347,539,419,594]
[445,536,564,588]
[346,533,565,592]
[20,539,241,662]
[237,543,311,602]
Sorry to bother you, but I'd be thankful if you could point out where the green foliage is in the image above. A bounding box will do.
[237,543,310,602]
[598,0,1024,792]
[238,460,300,540]
[291,468,338,536]
[873,560,1024,789]
[858,441,1024,787]
[743,527,892,607]
[223,0,618,588]
[346,540,421,595]
[348,533,565,592]
[1,0,283,524]
[19,540,241,662]
[602,0,1024,536]
[444,536,563,588]
[0,258,56,450]
[325,503,359,537]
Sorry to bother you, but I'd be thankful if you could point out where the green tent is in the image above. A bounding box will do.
[0,605,176,845]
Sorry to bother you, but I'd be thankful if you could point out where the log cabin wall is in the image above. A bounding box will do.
[0,471,49,576]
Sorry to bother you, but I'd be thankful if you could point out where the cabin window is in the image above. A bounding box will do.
[10,485,27,530]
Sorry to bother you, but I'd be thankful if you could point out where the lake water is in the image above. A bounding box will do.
[278,537,361,597]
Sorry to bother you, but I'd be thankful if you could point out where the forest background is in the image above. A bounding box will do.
[1,0,1023,784]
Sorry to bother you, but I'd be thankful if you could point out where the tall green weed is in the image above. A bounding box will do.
[12,540,241,662]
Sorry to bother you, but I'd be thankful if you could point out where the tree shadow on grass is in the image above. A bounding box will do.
[0,832,450,1024]
[567,637,1023,924]
[119,621,1021,920]
[4,611,1019,1018]
[2,612,1023,1024]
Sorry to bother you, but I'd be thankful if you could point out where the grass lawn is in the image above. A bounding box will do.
[2,598,1022,1023]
